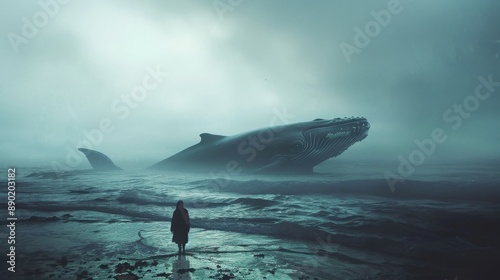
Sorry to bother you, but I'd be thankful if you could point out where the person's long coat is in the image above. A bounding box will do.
[171,208,190,244]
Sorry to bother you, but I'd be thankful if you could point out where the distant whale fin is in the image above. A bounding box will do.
[199,133,226,144]
[78,148,122,170]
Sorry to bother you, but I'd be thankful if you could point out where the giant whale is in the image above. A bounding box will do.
[79,117,370,173]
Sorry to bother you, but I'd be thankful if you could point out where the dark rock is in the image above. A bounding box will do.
[221,273,235,280]
[113,272,139,280]
[178,268,196,274]
[154,272,172,278]
[114,262,134,273]
[134,260,148,269]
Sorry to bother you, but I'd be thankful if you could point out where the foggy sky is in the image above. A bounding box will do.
[1,0,499,169]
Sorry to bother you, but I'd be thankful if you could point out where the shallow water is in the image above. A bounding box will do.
[2,159,500,279]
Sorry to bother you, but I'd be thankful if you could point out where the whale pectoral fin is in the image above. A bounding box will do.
[78,148,122,170]
[252,158,313,173]
[251,158,287,173]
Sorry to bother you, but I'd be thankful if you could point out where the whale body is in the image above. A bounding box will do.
[79,117,370,173]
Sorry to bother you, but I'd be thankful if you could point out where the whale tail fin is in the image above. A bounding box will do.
[78,148,122,170]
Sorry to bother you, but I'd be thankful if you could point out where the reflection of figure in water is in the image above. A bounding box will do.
[172,254,192,280]
[171,200,190,254]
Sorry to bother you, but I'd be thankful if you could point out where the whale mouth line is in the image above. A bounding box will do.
[304,117,370,137]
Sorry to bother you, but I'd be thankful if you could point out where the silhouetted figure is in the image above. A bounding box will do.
[171,200,190,254]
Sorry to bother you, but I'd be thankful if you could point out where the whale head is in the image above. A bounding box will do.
[259,117,370,172]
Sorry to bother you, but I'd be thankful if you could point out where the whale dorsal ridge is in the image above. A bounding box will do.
[199,133,225,144]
